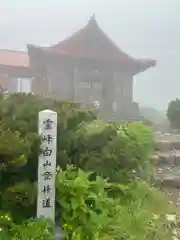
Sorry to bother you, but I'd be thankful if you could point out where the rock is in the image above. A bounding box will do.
[154,140,172,152]
[158,152,175,165]
[174,151,180,165]
[171,140,180,150]
[153,166,173,181]
[150,155,160,165]
[153,133,180,206]
[166,214,176,222]
[163,176,180,188]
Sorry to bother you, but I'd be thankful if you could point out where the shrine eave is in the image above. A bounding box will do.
[28,44,156,74]
[132,58,156,75]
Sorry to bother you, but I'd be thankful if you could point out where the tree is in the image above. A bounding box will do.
[167,98,180,129]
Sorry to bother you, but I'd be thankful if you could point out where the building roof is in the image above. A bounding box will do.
[48,16,134,62]
[0,49,37,77]
[0,49,29,67]
[27,16,156,74]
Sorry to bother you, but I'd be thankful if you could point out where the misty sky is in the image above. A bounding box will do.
[0,0,180,110]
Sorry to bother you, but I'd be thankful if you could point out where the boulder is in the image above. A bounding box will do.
[158,152,175,165]
[154,140,172,152]
[174,151,180,165]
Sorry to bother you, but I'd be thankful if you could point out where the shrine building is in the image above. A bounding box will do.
[0,16,156,120]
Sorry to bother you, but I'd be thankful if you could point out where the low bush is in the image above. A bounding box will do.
[56,165,112,239]
[0,168,175,240]
[0,93,173,239]
[71,121,153,182]
[0,93,96,222]
[55,166,173,240]
[0,217,53,239]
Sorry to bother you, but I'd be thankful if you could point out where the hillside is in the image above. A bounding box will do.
[140,107,165,123]
[140,107,170,132]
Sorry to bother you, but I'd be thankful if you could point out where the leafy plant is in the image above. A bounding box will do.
[0,93,96,222]
[70,121,153,182]
[0,218,53,239]
[55,166,174,240]
[0,93,174,239]
[56,165,113,239]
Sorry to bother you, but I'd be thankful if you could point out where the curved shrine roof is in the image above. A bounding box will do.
[49,17,135,62]
[28,16,156,74]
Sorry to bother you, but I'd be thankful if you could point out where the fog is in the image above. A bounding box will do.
[1,0,180,110]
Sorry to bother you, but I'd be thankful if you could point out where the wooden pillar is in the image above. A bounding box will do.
[73,67,91,105]
[100,72,114,119]
[114,71,135,120]
[121,74,133,104]
[31,77,48,94]
[46,66,52,94]
[0,74,8,91]
[113,71,123,113]
[73,67,79,102]
[8,76,18,93]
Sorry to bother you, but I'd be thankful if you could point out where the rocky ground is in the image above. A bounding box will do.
[152,133,180,239]
[153,133,180,206]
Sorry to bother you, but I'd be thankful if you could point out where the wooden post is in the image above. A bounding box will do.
[73,67,79,101]
[37,109,57,223]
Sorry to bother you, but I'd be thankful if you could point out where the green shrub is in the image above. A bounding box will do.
[167,98,180,129]
[0,179,174,240]
[0,217,53,239]
[10,218,53,240]
[56,165,113,239]
[70,121,153,182]
[55,166,173,240]
[0,93,96,221]
[0,94,153,222]
[0,93,172,239]
[100,181,174,240]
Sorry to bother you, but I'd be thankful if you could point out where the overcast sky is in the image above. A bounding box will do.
[0,0,179,110]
